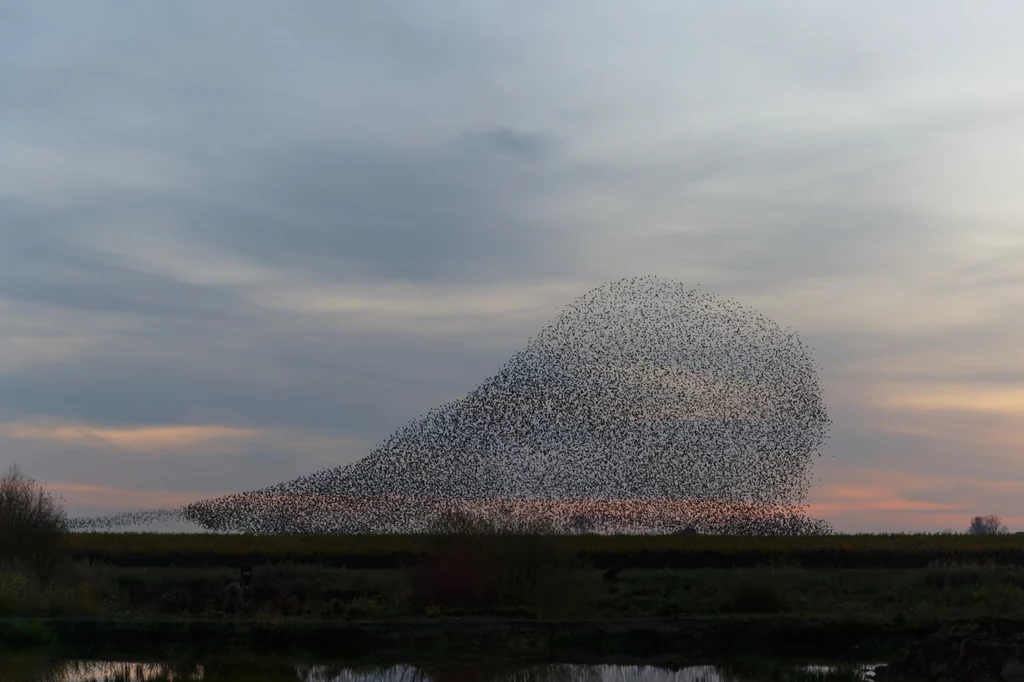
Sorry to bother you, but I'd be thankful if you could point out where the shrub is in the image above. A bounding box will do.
[409,540,499,610]
[722,578,786,614]
[923,560,987,590]
[0,567,44,614]
[0,464,69,578]
[408,508,573,612]
[969,515,1008,535]
[0,619,54,649]
[345,594,389,619]
[0,562,118,617]
[252,564,309,616]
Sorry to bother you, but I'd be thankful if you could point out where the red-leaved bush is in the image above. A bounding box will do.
[408,508,571,612]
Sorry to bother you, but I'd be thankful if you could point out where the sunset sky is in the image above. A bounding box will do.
[1,1,1022,532]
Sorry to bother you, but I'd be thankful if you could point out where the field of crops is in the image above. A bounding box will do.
[68,532,1024,569]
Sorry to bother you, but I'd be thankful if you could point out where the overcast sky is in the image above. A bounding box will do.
[2,1,1022,532]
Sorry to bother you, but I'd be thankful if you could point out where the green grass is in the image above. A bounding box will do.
[6,559,1024,621]
[605,564,1024,619]
[0,563,120,617]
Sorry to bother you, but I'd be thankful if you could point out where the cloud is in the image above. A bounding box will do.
[181,145,569,285]
[0,0,1022,526]
[462,128,559,160]
[0,418,375,505]
[0,420,264,454]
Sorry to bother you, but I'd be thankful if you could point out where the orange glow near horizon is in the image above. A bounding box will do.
[51,476,1024,533]
[807,468,1024,532]
[46,481,227,513]
[0,419,264,453]
[879,384,1024,416]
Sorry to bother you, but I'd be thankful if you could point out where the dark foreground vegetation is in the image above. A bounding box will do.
[2,468,1022,678]
[10,559,1024,622]
[7,527,1024,670]
[65,530,1024,569]
[0,656,885,682]
[875,620,1024,681]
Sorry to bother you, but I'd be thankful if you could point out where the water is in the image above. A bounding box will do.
[0,660,882,682]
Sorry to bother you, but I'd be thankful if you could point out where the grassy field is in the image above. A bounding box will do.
[7,537,1024,676]
[4,531,1024,663]
[67,532,1024,568]
[8,553,1024,621]
[57,564,1024,619]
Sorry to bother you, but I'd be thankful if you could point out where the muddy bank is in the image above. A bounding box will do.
[0,615,947,663]
[875,620,1024,681]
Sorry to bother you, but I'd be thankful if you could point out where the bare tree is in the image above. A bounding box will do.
[0,464,69,577]
[968,515,1008,535]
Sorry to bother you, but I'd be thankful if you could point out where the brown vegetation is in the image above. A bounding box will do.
[8,556,1024,622]
[0,464,69,578]
[407,509,576,613]
[66,530,1024,569]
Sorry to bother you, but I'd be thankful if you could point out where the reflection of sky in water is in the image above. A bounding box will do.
[52,661,879,682]
[57,661,202,681]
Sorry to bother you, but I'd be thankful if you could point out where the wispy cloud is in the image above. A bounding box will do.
[879,385,1024,416]
[0,420,264,454]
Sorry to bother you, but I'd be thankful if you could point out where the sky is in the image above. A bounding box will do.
[1,1,1022,533]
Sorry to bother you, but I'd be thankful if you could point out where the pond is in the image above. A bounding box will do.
[0,660,883,682]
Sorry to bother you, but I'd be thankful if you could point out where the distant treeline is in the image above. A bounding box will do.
[69,533,1024,569]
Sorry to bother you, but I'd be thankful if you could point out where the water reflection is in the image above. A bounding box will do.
[0,660,879,682]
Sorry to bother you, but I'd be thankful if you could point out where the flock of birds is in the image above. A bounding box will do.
[72,277,833,535]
